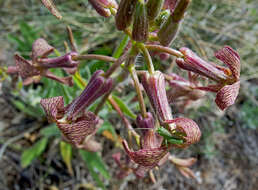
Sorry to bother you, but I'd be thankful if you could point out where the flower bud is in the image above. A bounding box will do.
[176,47,228,82]
[88,0,111,17]
[132,2,149,42]
[37,52,78,69]
[136,112,155,135]
[40,0,62,19]
[171,0,191,22]
[115,0,137,30]
[141,71,173,126]
[66,70,112,120]
[146,0,164,21]
[157,16,181,46]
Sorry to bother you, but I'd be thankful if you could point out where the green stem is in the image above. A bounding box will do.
[73,54,117,63]
[128,64,147,118]
[145,44,183,58]
[138,43,155,75]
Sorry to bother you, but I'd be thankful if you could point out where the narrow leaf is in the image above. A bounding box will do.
[112,95,137,119]
[21,138,48,168]
[60,141,73,175]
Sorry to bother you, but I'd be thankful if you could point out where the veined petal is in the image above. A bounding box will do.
[57,112,98,146]
[215,46,240,80]
[32,38,54,61]
[14,54,39,80]
[40,96,65,122]
[122,140,168,167]
[166,118,201,148]
[141,71,173,125]
[177,47,228,82]
[169,155,196,167]
[40,0,62,19]
[215,81,240,110]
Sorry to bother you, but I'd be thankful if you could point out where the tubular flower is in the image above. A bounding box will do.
[176,46,241,110]
[123,113,167,178]
[88,0,117,17]
[167,73,206,111]
[40,70,112,150]
[165,118,201,148]
[141,71,174,127]
[7,38,78,86]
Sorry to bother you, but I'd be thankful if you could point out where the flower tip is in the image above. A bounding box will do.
[215,81,240,110]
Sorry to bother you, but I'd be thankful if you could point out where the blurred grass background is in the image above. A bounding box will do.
[0,0,258,189]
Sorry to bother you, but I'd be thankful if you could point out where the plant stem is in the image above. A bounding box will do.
[72,54,117,63]
[138,43,155,75]
[66,26,78,52]
[129,64,147,118]
[145,44,183,58]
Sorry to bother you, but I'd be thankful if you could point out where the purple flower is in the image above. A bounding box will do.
[141,71,173,126]
[176,46,241,110]
[40,70,112,150]
[123,112,167,178]
[165,118,201,148]
[7,38,79,86]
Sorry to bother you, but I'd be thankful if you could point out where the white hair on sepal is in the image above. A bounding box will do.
[135,54,144,68]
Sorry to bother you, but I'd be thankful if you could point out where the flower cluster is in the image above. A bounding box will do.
[6,0,242,182]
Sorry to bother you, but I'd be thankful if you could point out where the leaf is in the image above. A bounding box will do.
[112,35,129,58]
[112,95,137,119]
[60,141,73,175]
[80,150,110,189]
[21,138,48,168]
[12,100,42,118]
[40,124,61,137]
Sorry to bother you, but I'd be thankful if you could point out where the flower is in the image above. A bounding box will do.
[7,38,78,86]
[176,46,241,110]
[123,112,168,178]
[165,118,201,148]
[141,71,174,127]
[40,70,112,150]
[167,73,206,111]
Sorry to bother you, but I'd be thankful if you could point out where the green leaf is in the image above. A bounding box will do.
[80,150,110,189]
[12,100,42,118]
[40,124,61,137]
[21,138,48,168]
[113,35,129,58]
[60,141,73,175]
[112,95,137,119]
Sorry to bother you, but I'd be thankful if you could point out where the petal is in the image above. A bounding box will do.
[215,46,240,80]
[14,54,39,80]
[122,140,168,167]
[40,0,62,19]
[167,118,201,148]
[141,71,173,124]
[215,81,240,110]
[177,48,227,82]
[169,155,196,167]
[57,112,98,146]
[32,38,54,61]
[40,96,65,122]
